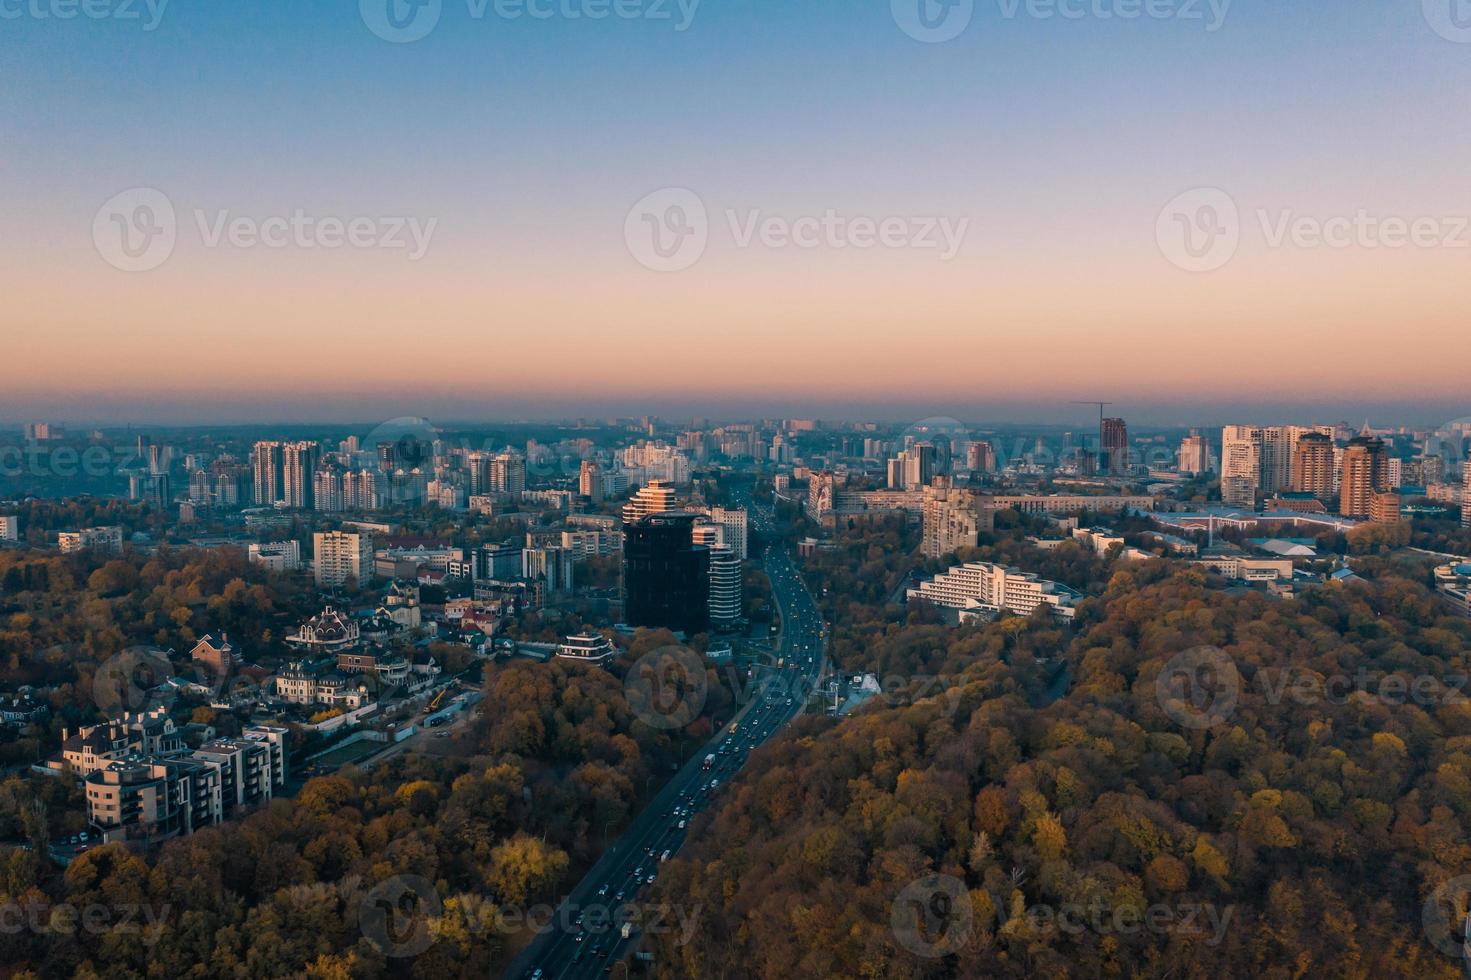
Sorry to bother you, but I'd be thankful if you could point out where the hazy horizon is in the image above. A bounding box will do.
[3,395,1467,430]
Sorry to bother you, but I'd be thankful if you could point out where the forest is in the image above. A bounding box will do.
[645,554,1471,977]
[0,632,730,978]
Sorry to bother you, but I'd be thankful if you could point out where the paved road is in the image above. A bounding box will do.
[507,494,826,980]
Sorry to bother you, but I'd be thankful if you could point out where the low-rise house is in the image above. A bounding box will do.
[555,633,617,668]
[190,633,236,684]
[0,694,48,725]
[287,607,360,653]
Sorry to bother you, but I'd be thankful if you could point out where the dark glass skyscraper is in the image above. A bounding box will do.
[623,513,709,635]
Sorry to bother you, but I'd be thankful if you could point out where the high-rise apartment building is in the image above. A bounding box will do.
[1463,459,1471,528]
[921,482,996,559]
[1340,436,1389,518]
[1258,427,1298,492]
[0,515,19,542]
[251,442,284,506]
[492,452,526,494]
[313,531,373,588]
[966,440,996,475]
[1221,426,1262,508]
[1290,432,1336,498]
[1177,431,1210,475]
[314,468,345,512]
[707,546,742,631]
[623,514,709,635]
[522,546,574,593]
[1101,418,1129,475]
[281,441,319,509]
[888,444,936,490]
[343,469,380,511]
[579,459,603,502]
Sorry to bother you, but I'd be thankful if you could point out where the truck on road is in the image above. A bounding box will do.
[702,754,715,770]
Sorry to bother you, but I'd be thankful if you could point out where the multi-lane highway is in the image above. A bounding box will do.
[509,495,826,979]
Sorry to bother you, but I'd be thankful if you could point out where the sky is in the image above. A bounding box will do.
[2,0,1469,425]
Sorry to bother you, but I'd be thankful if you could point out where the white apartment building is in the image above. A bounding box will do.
[907,561,1081,622]
[313,530,373,588]
[0,515,18,542]
[710,506,748,560]
[248,540,301,572]
[708,546,743,630]
[1221,425,1263,507]
[1463,460,1471,528]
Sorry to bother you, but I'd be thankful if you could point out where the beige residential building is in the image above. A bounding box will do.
[314,530,373,588]
[921,482,996,559]
[621,480,678,524]
[1290,432,1336,498]
[1340,436,1389,518]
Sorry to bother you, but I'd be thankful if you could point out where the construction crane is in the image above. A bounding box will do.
[1071,400,1114,450]
[1071,400,1115,429]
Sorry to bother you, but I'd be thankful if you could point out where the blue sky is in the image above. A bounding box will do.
[2,0,1469,423]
